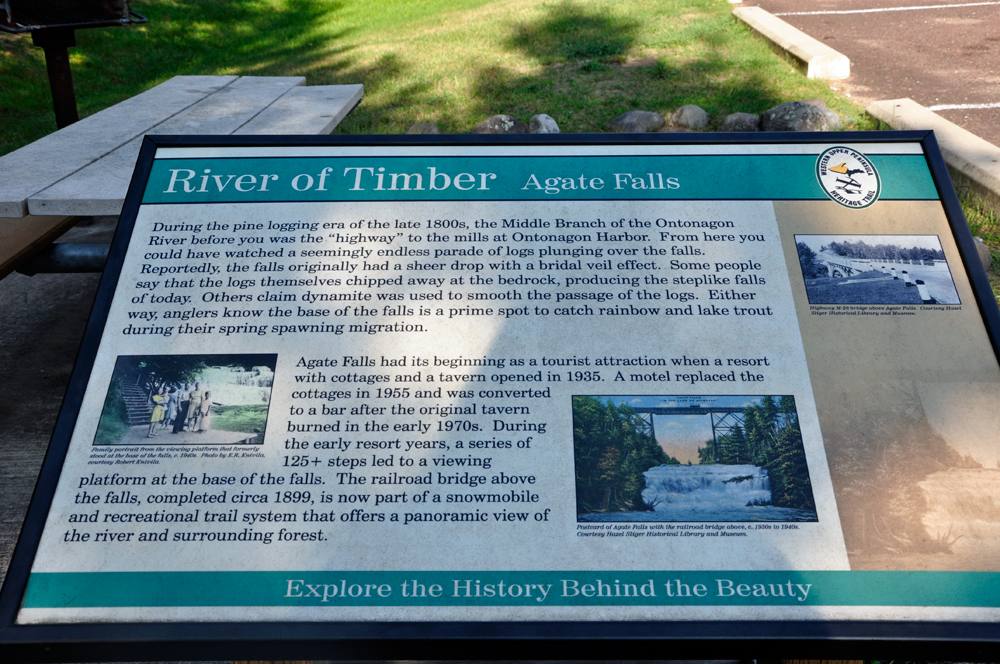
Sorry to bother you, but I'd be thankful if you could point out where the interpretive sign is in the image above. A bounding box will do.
[2,132,1000,658]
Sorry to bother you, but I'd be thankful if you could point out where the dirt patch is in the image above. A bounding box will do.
[621,57,656,68]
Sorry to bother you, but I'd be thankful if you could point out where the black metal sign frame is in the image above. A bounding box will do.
[1,131,999,661]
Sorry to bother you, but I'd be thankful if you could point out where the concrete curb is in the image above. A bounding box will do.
[733,6,850,80]
[867,98,1000,214]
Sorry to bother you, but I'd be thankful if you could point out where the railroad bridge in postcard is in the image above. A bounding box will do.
[631,405,744,445]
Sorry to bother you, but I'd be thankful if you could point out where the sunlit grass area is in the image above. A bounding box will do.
[213,404,269,445]
[963,190,1000,258]
[4,0,996,298]
[1,0,877,154]
[959,188,1000,300]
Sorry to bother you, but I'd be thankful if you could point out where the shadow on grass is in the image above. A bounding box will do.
[508,0,640,63]
[73,0,356,99]
[0,0,420,151]
[1,0,861,147]
[463,2,793,132]
[327,52,437,134]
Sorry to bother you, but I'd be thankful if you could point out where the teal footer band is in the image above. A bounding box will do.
[21,570,1000,608]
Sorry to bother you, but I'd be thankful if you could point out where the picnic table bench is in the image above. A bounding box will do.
[0,75,362,278]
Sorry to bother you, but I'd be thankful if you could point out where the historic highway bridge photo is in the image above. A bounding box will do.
[795,234,960,305]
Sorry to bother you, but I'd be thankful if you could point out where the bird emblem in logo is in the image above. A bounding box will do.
[815,146,881,208]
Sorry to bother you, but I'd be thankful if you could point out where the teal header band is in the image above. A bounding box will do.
[22,570,1000,608]
[141,154,938,204]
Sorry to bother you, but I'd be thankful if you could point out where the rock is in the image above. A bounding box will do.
[719,112,760,132]
[529,114,560,134]
[407,122,440,134]
[609,110,666,133]
[471,115,528,134]
[760,101,841,132]
[671,104,709,130]
[974,236,994,272]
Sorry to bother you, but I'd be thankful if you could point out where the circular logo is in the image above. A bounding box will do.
[815,146,881,209]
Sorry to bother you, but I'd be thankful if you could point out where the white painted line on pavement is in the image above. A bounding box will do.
[776,2,1000,16]
[928,102,1000,111]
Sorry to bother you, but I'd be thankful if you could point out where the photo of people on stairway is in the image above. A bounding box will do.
[93,354,277,446]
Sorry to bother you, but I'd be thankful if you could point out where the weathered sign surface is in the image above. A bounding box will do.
[2,134,999,654]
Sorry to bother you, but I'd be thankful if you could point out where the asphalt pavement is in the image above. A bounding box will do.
[0,218,115,590]
[743,0,1000,146]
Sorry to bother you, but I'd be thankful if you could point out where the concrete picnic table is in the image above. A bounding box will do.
[0,75,362,277]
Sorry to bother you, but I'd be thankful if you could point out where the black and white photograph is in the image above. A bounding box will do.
[795,234,960,305]
[573,395,818,523]
[93,354,277,446]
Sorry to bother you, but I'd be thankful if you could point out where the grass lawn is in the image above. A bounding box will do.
[93,378,132,445]
[93,413,131,446]
[3,0,997,297]
[212,404,270,444]
[959,189,1000,304]
[1,0,878,154]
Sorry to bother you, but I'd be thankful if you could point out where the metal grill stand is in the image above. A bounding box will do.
[31,27,78,128]
[2,0,146,128]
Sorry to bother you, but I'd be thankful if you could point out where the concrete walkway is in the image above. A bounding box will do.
[0,219,112,589]
[743,0,1000,146]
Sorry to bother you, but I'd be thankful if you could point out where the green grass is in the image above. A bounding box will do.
[5,0,993,296]
[212,404,269,444]
[93,416,131,446]
[1,0,878,154]
[93,378,132,445]
[961,189,1000,258]
[953,187,1000,301]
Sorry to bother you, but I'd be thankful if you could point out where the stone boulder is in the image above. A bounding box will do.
[609,110,666,133]
[407,122,440,134]
[760,101,841,132]
[719,112,760,132]
[471,115,528,134]
[671,104,709,130]
[529,114,560,134]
